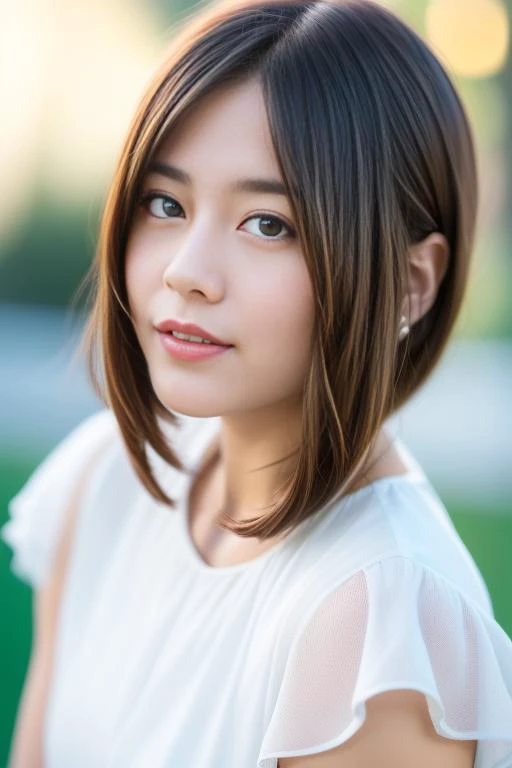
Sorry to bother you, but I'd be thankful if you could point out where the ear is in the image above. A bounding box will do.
[401,232,450,325]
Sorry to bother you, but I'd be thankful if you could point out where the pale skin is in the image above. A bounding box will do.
[124,77,476,765]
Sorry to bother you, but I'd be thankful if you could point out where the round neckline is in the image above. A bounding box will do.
[179,469,315,575]
[177,418,426,575]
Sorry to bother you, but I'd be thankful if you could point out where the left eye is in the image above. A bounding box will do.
[241,215,293,241]
[141,193,184,219]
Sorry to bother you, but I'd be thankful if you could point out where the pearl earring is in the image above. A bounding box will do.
[398,315,410,341]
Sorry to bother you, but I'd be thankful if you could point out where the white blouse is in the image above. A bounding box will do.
[2,409,512,768]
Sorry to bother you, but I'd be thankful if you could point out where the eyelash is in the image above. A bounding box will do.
[138,192,296,242]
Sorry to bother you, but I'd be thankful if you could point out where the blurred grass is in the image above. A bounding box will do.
[1,453,37,767]
[444,498,512,635]
[0,453,511,764]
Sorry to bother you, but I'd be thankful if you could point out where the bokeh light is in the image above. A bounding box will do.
[0,0,45,240]
[426,0,509,77]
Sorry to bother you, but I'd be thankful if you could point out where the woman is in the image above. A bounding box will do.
[3,0,512,765]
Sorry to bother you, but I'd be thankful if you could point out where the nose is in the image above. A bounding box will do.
[162,218,224,301]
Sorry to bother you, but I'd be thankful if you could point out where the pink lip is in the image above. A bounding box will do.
[155,318,232,347]
[157,331,233,361]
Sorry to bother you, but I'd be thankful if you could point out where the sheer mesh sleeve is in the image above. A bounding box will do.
[257,556,512,768]
[1,409,117,589]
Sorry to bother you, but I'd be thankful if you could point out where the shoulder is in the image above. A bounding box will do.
[369,473,494,613]
[16,409,120,491]
[305,462,494,616]
[12,408,122,510]
[1,409,121,589]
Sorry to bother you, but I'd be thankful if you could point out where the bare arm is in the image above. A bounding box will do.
[6,441,108,768]
[277,690,477,768]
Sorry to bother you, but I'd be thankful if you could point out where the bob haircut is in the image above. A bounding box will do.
[79,0,478,539]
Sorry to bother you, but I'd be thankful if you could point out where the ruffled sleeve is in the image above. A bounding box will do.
[257,556,512,768]
[1,409,117,590]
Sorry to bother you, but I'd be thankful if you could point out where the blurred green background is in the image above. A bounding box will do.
[1,0,511,764]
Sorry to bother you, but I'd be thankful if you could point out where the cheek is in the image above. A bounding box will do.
[124,237,156,322]
[250,261,315,365]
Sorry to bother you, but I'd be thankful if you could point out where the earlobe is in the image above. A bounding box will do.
[403,232,450,325]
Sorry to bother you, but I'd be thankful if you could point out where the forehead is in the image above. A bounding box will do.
[151,78,281,179]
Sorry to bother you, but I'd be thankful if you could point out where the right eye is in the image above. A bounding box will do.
[140,193,184,219]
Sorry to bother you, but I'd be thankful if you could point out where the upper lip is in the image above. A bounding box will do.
[155,319,232,346]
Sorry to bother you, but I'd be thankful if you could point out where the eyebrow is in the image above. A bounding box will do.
[146,160,289,197]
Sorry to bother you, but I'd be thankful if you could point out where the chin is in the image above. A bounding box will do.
[153,389,221,420]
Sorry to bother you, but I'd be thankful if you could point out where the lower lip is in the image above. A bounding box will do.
[157,332,234,361]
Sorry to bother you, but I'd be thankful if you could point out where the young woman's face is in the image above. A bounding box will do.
[125,78,315,419]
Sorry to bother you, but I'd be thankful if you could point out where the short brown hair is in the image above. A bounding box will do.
[78,0,478,539]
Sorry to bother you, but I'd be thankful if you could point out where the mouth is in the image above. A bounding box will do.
[160,330,232,348]
[154,319,233,347]
[156,329,234,360]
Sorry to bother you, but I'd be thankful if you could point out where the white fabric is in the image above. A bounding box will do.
[2,408,512,768]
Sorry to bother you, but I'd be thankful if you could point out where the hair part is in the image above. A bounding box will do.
[76,0,478,539]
